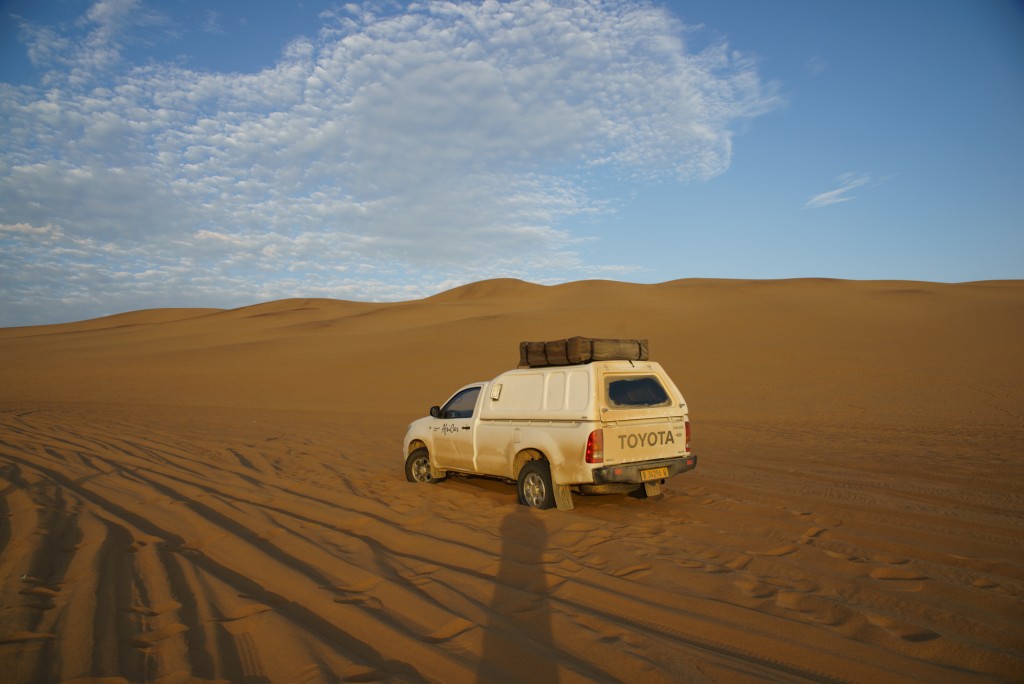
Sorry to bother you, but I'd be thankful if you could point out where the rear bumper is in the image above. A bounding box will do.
[592,454,697,484]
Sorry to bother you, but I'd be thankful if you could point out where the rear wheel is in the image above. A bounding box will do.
[405,448,436,483]
[517,460,555,509]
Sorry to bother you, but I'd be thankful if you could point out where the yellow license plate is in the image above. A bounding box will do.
[642,467,669,481]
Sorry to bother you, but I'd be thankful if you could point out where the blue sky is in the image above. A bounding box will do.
[1,0,1022,326]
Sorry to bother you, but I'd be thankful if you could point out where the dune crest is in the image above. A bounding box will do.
[1,278,1022,682]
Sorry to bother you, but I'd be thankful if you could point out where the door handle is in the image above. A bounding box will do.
[462,426,471,430]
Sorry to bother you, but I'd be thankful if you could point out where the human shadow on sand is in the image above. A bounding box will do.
[478,507,559,683]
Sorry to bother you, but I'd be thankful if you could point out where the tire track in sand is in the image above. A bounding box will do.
[2,406,1022,682]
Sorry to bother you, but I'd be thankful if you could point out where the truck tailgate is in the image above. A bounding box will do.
[603,418,688,465]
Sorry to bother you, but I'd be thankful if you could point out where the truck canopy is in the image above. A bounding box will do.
[478,361,683,422]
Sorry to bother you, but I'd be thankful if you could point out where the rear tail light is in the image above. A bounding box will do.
[585,429,604,463]
[685,420,691,451]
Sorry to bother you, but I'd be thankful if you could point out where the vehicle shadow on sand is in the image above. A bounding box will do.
[478,507,560,683]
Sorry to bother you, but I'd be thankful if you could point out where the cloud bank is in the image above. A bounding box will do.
[1,0,777,325]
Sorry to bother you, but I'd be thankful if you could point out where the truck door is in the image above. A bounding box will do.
[434,386,481,471]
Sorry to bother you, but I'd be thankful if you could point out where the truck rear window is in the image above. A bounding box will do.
[605,376,671,408]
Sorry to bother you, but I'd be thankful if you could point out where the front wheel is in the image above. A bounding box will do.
[517,460,555,509]
[405,448,436,483]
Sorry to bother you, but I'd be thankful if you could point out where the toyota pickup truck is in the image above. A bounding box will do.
[402,343,697,510]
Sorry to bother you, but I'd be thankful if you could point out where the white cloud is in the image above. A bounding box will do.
[15,0,170,86]
[804,54,828,77]
[805,172,872,208]
[202,11,225,35]
[1,0,779,325]
[0,222,61,236]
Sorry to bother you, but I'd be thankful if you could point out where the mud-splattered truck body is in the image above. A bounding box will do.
[403,339,697,510]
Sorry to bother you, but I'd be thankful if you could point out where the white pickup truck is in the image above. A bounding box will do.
[403,343,697,510]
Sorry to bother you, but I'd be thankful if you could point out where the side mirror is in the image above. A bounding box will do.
[430,406,441,418]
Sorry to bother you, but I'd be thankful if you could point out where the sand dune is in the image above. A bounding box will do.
[1,278,1022,682]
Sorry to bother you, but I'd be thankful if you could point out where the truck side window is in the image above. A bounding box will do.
[606,376,671,408]
[441,387,481,419]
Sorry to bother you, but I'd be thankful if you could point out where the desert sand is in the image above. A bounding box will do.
[1,278,1022,683]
